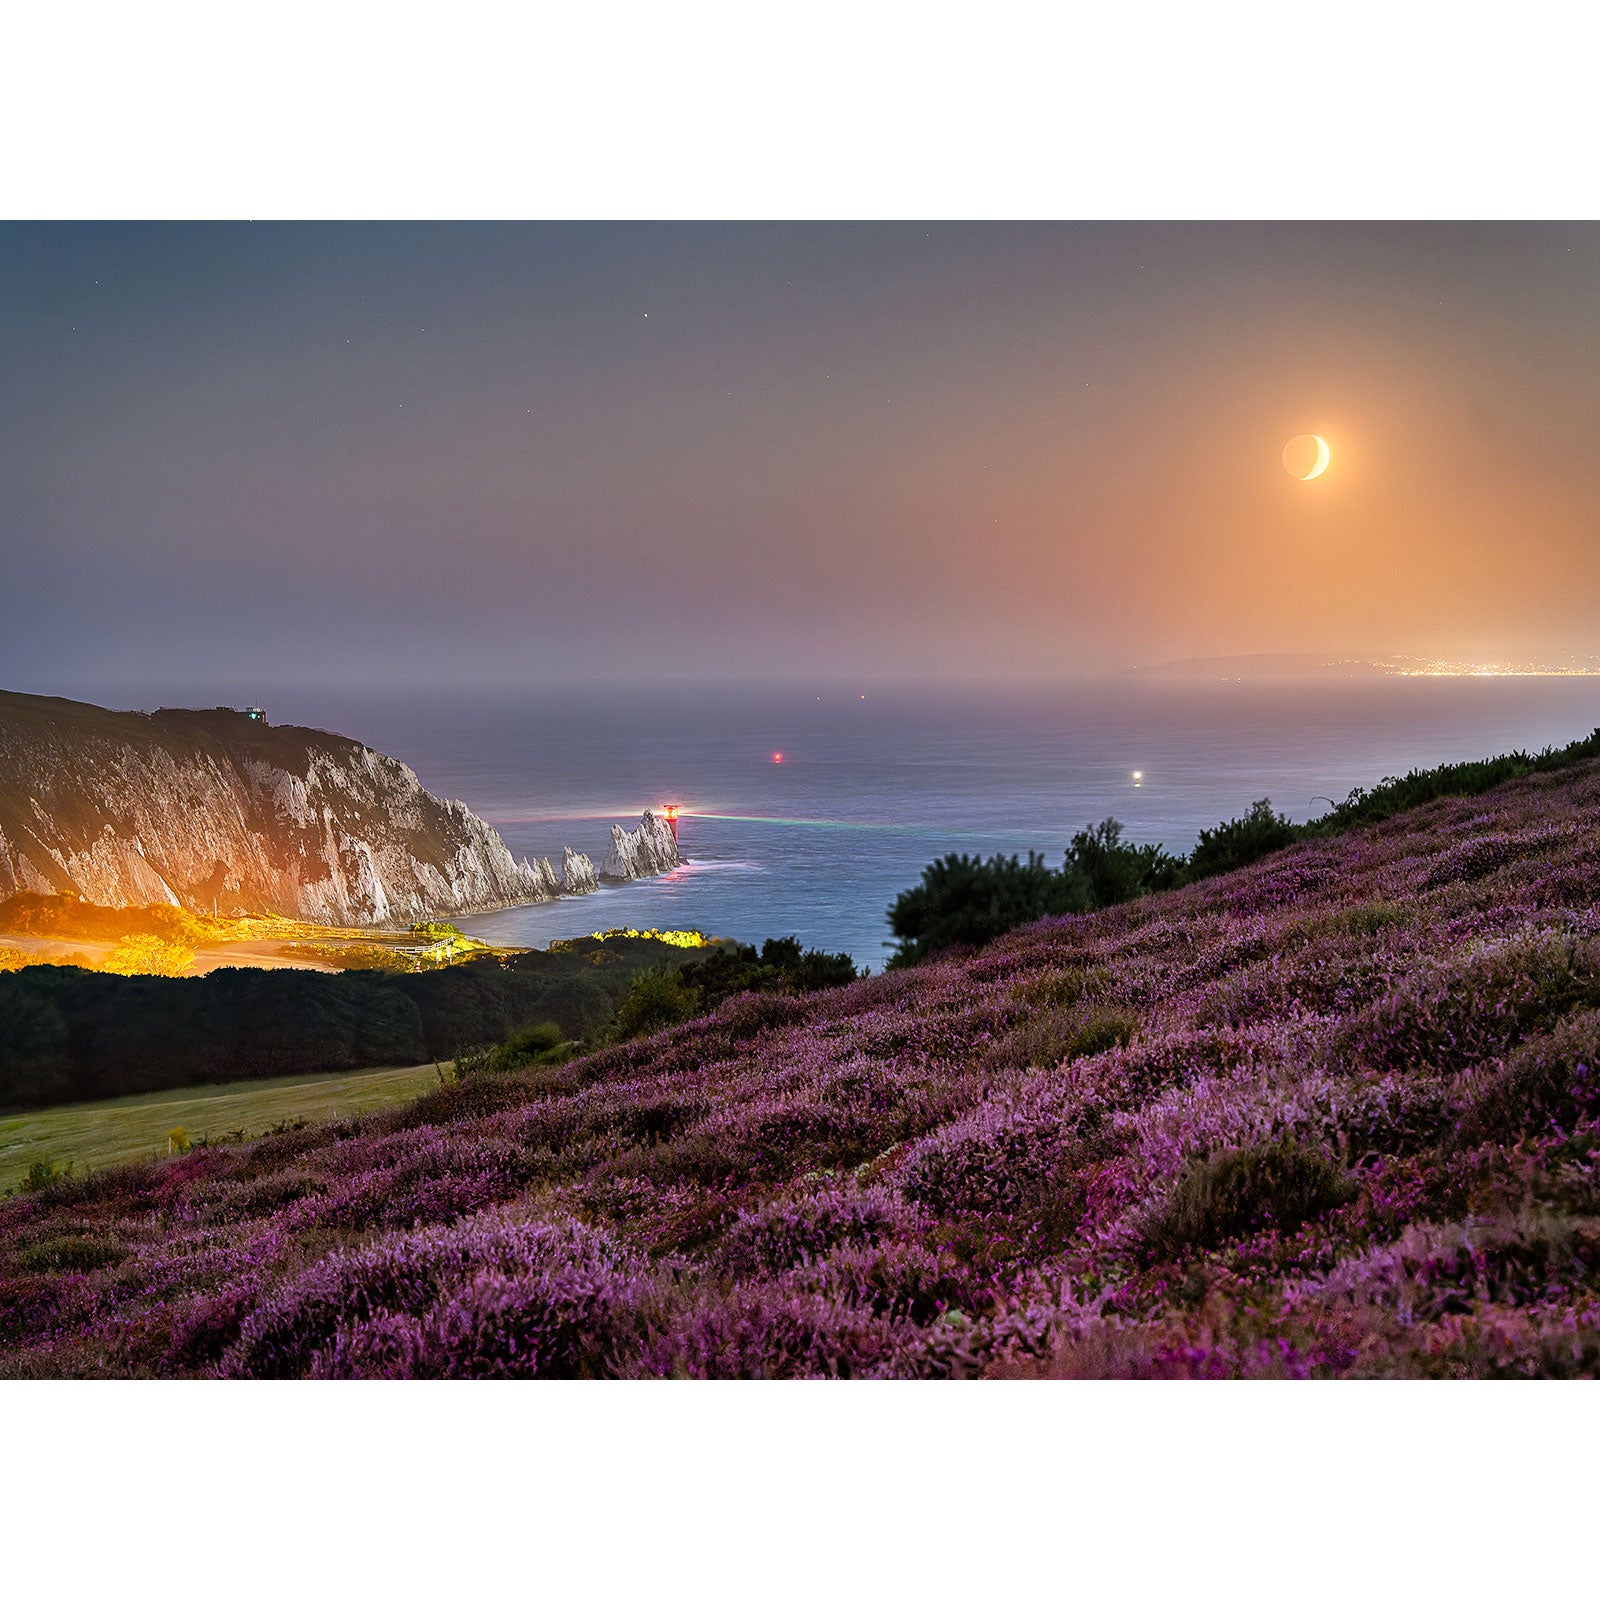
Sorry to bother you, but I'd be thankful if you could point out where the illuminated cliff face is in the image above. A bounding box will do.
[601,810,682,881]
[0,692,560,926]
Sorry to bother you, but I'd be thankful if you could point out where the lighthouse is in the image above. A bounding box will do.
[663,804,680,841]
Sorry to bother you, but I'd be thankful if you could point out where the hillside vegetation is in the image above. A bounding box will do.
[887,726,1600,963]
[0,933,857,1111]
[0,935,730,1108]
[7,758,1600,1375]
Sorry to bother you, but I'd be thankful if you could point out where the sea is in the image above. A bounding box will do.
[212,678,1600,973]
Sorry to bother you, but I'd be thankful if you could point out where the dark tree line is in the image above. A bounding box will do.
[0,932,863,1111]
[611,937,859,1040]
[0,937,707,1109]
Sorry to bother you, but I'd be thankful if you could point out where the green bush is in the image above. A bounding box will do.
[678,938,858,1010]
[1144,1140,1354,1256]
[887,851,1088,968]
[501,1020,566,1058]
[1188,798,1298,880]
[985,1004,1137,1074]
[18,1158,72,1194]
[1065,819,1184,907]
[446,1046,495,1086]
[1305,728,1600,835]
[1065,1005,1139,1059]
[614,965,701,1040]
[886,825,1181,967]
[16,1233,126,1272]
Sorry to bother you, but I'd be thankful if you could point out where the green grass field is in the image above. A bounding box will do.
[0,1062,444,1192]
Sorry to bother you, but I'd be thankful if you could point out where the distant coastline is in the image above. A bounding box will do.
[1127,650,1600,682]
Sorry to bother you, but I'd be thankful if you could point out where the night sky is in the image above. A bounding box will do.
[5,221,1600,695]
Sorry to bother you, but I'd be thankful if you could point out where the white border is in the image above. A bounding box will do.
[2,1380,1594,1589]
[3,2,1598,220]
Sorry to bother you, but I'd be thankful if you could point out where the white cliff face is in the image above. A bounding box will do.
[0,694,562,927]
[601,810,682,881]
[562,846,599,895]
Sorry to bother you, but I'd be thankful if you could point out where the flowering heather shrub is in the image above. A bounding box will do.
[1333,1074,1459,1161]
[309,1257,652,1379]
[1455,1011,1600,1145]
[13,1233,127,1273]
[1079,1026,1274,1112]
[898,1088,1082,1219]
[167,1284,256,1369]
[201,1171,326,1224]
[1421,828,1563,889]
[715,1189,910,1277]
[712,989,817,1040]
[778,1237,975,1326]
[1527,845,1600,910]
[15,758,1600,1376]
[1340,929,1600,1076]
[224,1212,650,1378]
[625,1286,930,1378]
[1313,1210,1600,1324]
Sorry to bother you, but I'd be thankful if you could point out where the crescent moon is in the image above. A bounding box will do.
[1282,433,1331,480]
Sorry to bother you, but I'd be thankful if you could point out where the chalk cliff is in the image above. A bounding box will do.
[0,692,564,926]
[601,809,682,881]
[562,846,599,895]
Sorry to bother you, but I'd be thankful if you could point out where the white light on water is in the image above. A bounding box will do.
[1132,770,1143,786]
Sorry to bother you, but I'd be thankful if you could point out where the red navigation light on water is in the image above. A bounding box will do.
[772,752,784,763]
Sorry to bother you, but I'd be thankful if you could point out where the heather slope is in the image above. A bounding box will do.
[8,759,1600,1376]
